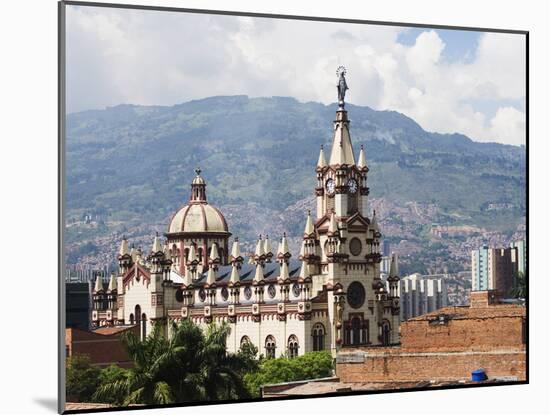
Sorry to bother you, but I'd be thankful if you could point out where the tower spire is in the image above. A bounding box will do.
[329,66,355,166]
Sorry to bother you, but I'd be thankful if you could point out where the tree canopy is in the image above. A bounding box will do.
[93,320,254,405]
[244,351,334,397]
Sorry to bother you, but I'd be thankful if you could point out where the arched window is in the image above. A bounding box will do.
[344,317,369,346]
[351,317,361,345]
[135,305,141,324]
[141,313,147,341]
[265,335,276,359]
[198,247,203,263]
[240,336,251,350]
[381,320,391,346]
[312,323,326,351]
[129,313,134,325]
[287,335,299,358]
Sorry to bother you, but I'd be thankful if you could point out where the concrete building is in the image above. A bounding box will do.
[91,74,401,358]
[398,273,448,320]
[510,239,527,275]
[471,246,518,295]
[66,282,92,330]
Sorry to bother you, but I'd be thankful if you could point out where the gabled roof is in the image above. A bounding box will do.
[122,262,151,287]
[347,211,370,227]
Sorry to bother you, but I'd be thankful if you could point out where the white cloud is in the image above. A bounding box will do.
[66,6,526,146]
[489,107,526,146]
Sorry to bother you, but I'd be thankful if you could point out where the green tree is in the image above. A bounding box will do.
[244,351,334,398]
[511,271,527,299]
[66,354,101,402]
[93,319,254,405]
[96,365,129,405]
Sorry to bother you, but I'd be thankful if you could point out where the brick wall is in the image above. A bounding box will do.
[336,302,526,383]
[66,326,139,368]
[337,349,526,382]
[400,316,524,352]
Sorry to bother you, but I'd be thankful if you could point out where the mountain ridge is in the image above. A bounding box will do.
[65,95,526,270]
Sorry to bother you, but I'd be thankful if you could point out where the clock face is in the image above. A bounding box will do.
[348,178,358,194]
[326,179,335,195]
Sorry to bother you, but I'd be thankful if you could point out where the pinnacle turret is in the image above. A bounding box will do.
[357,144,368,170]
[107,273,117,292]
[119,237,129,257]
[304,210,315,237]
[317,145,327,169]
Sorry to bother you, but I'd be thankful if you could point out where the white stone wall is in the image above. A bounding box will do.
[186,312,330,357]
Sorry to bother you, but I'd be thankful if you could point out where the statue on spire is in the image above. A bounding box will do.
[336,66,348,109]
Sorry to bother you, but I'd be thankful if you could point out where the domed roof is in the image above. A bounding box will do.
[168,203,229,234]
[167,168,229,235]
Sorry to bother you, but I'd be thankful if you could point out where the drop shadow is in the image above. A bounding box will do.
[34,398,58,413]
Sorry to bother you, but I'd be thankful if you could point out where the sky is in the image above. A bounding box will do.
[66,5,526,146]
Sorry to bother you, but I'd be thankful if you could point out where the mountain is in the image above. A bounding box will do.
[65,96,526,270]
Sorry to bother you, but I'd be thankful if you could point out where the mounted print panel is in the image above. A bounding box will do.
[59,1,528,413]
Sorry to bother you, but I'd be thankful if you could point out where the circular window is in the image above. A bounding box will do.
[244,286,252,300]
[292,283,301,298]
[268,284,276,299]
[198,288,206,302]
[221,287,229,301]
[349,238,362,256]
[175,289,184,303]
[347,281,366,309]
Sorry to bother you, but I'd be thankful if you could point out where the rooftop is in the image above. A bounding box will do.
[407,304,525,322]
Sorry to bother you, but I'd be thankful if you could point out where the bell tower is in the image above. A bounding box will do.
[304,67,399,353]
[316,67,367,220]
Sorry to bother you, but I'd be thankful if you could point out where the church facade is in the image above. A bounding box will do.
[92,72,401,358]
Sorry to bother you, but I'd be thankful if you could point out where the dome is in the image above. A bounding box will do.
[167,168,230,235]
[192,175,206,185]
[168,203,229,234]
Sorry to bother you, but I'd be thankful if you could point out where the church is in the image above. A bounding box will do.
[92,70,401,358]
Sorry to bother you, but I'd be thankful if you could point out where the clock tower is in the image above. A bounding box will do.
[305,67,400,355]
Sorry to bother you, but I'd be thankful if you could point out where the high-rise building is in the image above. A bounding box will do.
[398,273,448,320]
[382,240,391,257]
[471,246,518,296]
[510,240,527,275]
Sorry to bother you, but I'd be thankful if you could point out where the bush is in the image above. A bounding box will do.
[244,351,333,397]
[66,354,101,402]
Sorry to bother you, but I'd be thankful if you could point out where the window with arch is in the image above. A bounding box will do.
[312,323,326,351]
[344,316,369,346]
[141,313,147,341]
[265,335,276,359]
[198,247,203,263]
[287,335,299,358]
[240,336,251,350]
[129,313,134,325]
[381,320,391,346]
[135,305,141,324]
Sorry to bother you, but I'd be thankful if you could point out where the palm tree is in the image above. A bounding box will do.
[93,319,254,405]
